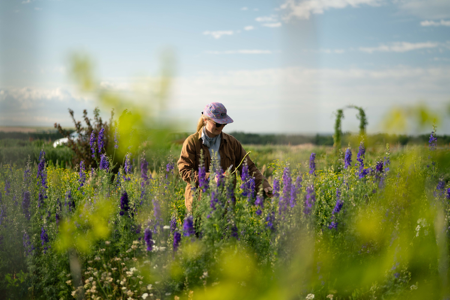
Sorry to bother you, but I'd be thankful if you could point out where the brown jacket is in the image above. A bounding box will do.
[177,128,271,211]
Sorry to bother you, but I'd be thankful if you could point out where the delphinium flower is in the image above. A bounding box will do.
[210,190,219,210]
[265,212,275,231]
[55,212,60,226]
[199,165,209,193]
[304,185,316,215]
[120,191,129,216]
[226,178,236,205]
[356,142,367,178]
[231,224,239,239]
[97,128,105,153]
[4,179,10,195]
[279,167,291,214]
[153,198,162,226]
[90,132,96,158]
[78,161,86,191]
[123,153,132,181]
[183,215,195,237]
[38,191,44,208]
[170,217,177,233]
[247,177,255,203]
[344,148,352,169]
[40,226,49,252]
[435,180,446,198]
[329,189,343,230]
[240,162,249,191]
[429,130,437,151]
[272,178,280,201]
[255,193,264,215]
[66,190,75,212]
[37,151,47,188]
[214,167,224,187]
[114,127,119,149]
[309,153,316,175]
[446,188,450,200]
[144,228,153,251]
[99,154,109,171]
[166,163,174,180]
[290,176,302,208]
[22,191,31,220]
[173,232,181,252]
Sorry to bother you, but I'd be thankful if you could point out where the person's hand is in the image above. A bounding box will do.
[264,187,273,198]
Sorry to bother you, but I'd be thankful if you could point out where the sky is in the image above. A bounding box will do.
[0,0,450,134]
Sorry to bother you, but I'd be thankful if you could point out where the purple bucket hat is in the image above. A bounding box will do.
[202,102,234,124]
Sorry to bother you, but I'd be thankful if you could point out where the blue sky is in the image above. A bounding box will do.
[1,0,449,134]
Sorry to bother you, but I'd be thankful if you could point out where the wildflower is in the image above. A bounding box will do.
[38,191,44,208]
[97,128,105,153]
[66,190,75,212]
[183,215,195,237]
[344,148,352,169]
[170,217,177,233]
[306,294,315,299]
[447,188,450,200]
[144,228,153,251]
[79,161,86,190]
[255,194,264,209]
[173,232,181,252]
[23,232,32,255]
[210,190,219,210]
[153,198,161,222]
[120,191,129,216]
[356,142,367,178]
[272,178,280,199]
[90,132,96,158]
[124,153,132,181]
[141,157,150,184]
[22,191,31,220]
[40,226,49,248]
[214,168,224,187]
[304,185,316,215]
[99,154,109,171]
[37,151,47,188]
[231,224,239,238]
[226,179,236,205]
[56,212,60,226]
[290,176,302,208]
[265,212,275,231]
[142,293,149,299]
[199,165,209,192]
[166,163,174,173]
[309,153,316,175]
[429,130,437,150]
[331,189,343,215]
[328,221,338,229]
[279,167,291,214]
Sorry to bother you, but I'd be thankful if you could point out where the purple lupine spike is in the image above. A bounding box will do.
[304,185,316,215]
[332,189,343,215]
[120,191,129,216]
[166,163,174,173]
[210,190,219,210]
[241,163,249,182]
[376,161,383,174]
[55,212,60,226]
[37,151,47,188]
[141,157,150,184]
[114,127,119,149]
[153,198,161,221]
[4,179,10,195]
[170,217,177,233]
[279,167,291,214]
[124,153,132,174]
[328,221,338,229]
[231,224,239,238]
[97,128,105,153]
[429,131,437,150]
[173,232,181,252]
[144,228,153,251]
[272,178,280,199]
[215,168,224,187]
[79,161,86,190]
[40,227,49,246]
[247,177,255,203]
[90,132,96,158]
[344,148,352,169]
[23,232,32,255]
[255,194,264,209]
[38,192,44,208]
[290,176,302,208]
[183,215,195,237]
[226,181,236,205]
[199,166,209,193]
[356,142,366,178]
[67,190,75,212]
[265,212,275,231]
[22,191,31,220]
[446,188,450,200]
[309,153,316,175]
[99,154,109,171]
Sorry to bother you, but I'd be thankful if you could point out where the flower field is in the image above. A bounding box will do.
[1,130,450,300]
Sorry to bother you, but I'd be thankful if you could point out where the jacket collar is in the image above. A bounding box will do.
[197,127,229,143]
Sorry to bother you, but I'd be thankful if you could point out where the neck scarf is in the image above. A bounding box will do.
[201,126,221,148]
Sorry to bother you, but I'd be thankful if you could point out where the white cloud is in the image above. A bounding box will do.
[241,7,248,11]
[255,15,278,22]
[395,0,450,20]
[21,0,32,4]
[359,41,440,53]
[420,20,450,26]
[170,66,450,134]
[34,7,42,11]
[280,0,382,20]
[244,26,255,31]
[254,8,259,11]
[320,48,345,54]
[205,50,273,55]
[203,31,234,39]
[262,22,282,28]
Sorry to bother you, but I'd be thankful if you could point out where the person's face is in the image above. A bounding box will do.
[205,119,226,137]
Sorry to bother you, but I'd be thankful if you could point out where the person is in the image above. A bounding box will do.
[177,102,272,212]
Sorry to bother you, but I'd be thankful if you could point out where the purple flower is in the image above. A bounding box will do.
[215,168,224,187]
[90,132,96,158]
[114,127,119,149]
[97,128,105,153]
[99,154,109,171]
[231,224,239,238]
[446,188,450,200]
[265,212,275,231]
[170,217,177,233]
[173,232,181,252]
[279,167,291,214]
[384,156,390,172]
[429,131,437,150]
[183,215,195,237]
[141,157,150,184]
[79,161,86,190]
[125,154,132,174]
[56,212,60,226]
[38,191,44,208]
[23,232,32,255]
[153,198,161,221]
[356,142,366,177]
[226,181,236,205]
[344,149,352,169]
[22,191,31,220]
[272,178,280,199]
[290,176,302,208]
[37,151,47,188]
[332,189,343,215]
[256,209,262,216]
[328,221,338,229]
[255,194,264,209]
[241,163,249,182]
[40,226,49,246]
[309,153,316,175]
[210,190,219,210]
[120,191,129,216]
[304,185,316,215]
[66,190,75,212]
[376,161,383,174]
[199,166,209,193]
[144,228,153,251]
[166,163,174,173]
